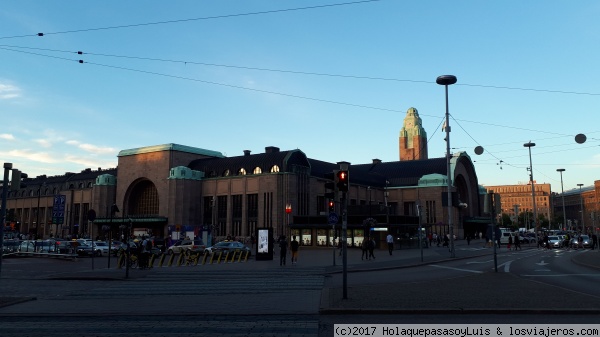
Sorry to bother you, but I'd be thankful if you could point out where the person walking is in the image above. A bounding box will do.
[361,238,369,260]
[279,235,288,266]
[507,235,513,250]
[386,233,394,255]
[368,237,376,259]
[290,235,299,264]
[514,234,521,250]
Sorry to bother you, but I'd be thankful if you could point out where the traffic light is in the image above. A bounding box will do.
[336,170,349,192]
[11,169,28,190]
[324,170,338,199]
[328,199,335,212]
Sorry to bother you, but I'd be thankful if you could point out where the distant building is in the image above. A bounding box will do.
[552,180,599,233]
[483,183,552,230]
[3,109,485,245]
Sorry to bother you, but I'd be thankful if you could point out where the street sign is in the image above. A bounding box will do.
[88,209,96,222]
[52,194,66,225]
[328,212,339,225]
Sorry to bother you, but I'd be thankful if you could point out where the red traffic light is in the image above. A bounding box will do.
[336,170,349,192]
[328,200,335,212]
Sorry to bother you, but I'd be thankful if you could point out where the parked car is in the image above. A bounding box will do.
[76,242,109,257]
[2,239,20,255]
[36,239,57,253]
[205,240,251,257]
[55,240,76,254]
[150,237,166,252]
[92,241,110,256]
[167,239,206,255]
[19,240,36,252]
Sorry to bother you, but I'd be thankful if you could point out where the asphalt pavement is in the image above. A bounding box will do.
[1,239,599,315]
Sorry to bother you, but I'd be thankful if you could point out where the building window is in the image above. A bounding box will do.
[270,165,280,173]
[87,182,93,188]
[253,167,262,174]
[128,180,159,216]
[223,169,230,177]
[238,168,246,175]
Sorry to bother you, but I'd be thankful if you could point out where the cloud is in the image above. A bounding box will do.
[0,134,15,140]
[0,149,58,163]
[65,140,116,155]
[34,138,52,148]
[0,82,20,100]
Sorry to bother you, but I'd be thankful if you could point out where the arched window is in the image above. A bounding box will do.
[223,169,230,177]
[79,183,84,189]
[270,165,280,173]
[253,167,262,174]
[208,171,217,178]
[238,168,247,175]
[87,182,93,188]
[128,180,159,216]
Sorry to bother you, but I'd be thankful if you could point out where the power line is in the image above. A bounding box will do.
[3,44,600,97]
[3,45,598,146]
[0,0,383,39]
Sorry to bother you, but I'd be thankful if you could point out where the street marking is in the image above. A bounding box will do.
[497,260,513,273]
[466,260,493,264]
[430,264,483,273]
[536,260,548,266]
[522,273,600,277]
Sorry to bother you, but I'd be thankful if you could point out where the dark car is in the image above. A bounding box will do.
[151,237,166,252]
[205,240,251,257]
[2,239,20,255]
[55,240,76,254]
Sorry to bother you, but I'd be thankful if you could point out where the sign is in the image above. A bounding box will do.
[52,195,66,225]
[328,212,339,225]
[88,209,96,222]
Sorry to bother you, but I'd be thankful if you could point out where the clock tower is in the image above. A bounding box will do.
[399,107,428,161]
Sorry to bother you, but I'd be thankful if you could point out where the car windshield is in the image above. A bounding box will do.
[548,236,559,241]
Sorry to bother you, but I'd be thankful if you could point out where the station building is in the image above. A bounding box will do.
[3,108,485,247]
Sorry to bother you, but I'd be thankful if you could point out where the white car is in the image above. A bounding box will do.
[92,241,110,256]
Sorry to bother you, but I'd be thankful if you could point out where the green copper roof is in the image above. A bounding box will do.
[118,143,225,158]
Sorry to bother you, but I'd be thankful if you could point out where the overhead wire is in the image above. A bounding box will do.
[0,0,384,40]
[1,45,598,183]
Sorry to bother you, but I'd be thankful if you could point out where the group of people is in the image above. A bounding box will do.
[360,237,377,260]
[277,235,300,266]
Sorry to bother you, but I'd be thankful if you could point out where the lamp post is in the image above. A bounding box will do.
[524,142,538,240]
[577,183,584,233]
[36,182,46,239]
[557,169,567,230]
[285,203,292,240]
[436,74,457,258]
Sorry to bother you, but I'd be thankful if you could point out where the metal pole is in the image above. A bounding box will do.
[524,142,538,242]
[490,191,497,272]
[557,169,567,230]
[436,75,457,258]
[0,163,13,276]
[342,190,348,299]
[578,184,584,233]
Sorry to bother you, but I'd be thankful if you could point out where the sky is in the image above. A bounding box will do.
[0,0,599,194]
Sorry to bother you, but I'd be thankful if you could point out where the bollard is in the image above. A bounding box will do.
[202,251,209,265]
[148,254,157,269]
[117,252,124,269]
[216,251,223,264]
[167,253,176,266]
[177,252,185,266]
[231,249,239,263]
[209,251,216,264]
[158,253,166,267]
[243,250,249,262]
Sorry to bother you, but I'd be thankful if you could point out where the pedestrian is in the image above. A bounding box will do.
[140,236,151,269]
[279,235,288,266]
[443,234,449,248]
[592,234,598,250]
[514,234,521,250]
[361,238,369,260]
[290,235,299,264]
[386,232,394,255]
[466,234,471,245]
[507,235,512,250]
[433,233,439,247]
[368,237,376,259]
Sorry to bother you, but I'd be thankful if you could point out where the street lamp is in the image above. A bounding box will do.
[436,74,457,258]
[557,169,567,230]
[524,142,538,240]
[36,182,46,239]
[577,183,584,233]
